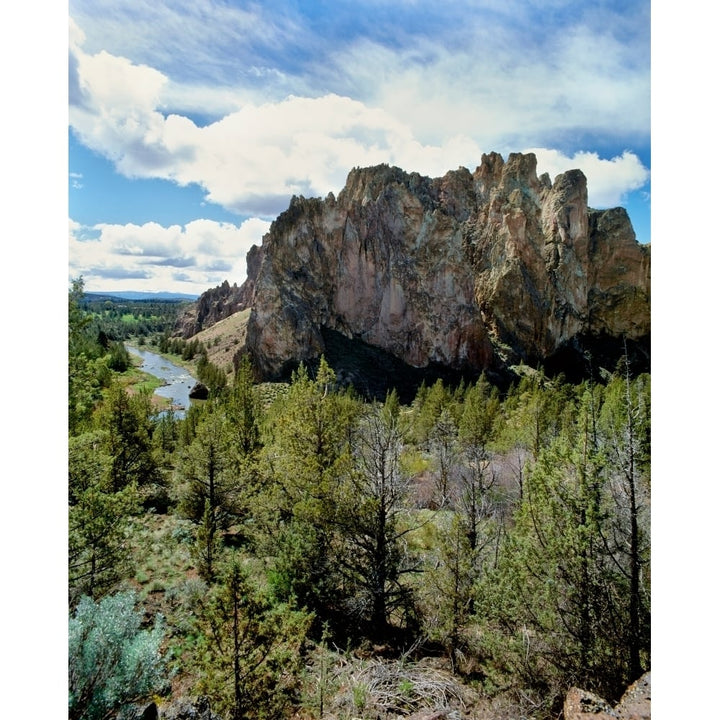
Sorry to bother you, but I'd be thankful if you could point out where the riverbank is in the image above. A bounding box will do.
[116,351,170,411]
[125,343,199,417]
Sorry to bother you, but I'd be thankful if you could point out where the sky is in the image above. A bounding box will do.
[67,0,652,297]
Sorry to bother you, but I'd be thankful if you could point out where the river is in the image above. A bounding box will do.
[126,344,198,419]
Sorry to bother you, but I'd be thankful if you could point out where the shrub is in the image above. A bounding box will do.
[68,591,167,720]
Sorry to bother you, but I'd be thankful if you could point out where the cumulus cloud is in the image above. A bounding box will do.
[69,12,649,222]
[526,148,650,208]
[69,216,270,294]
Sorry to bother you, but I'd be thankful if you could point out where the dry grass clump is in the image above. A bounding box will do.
[314,652,469,719]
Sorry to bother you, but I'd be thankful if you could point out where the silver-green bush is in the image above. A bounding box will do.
[69,591,166,720]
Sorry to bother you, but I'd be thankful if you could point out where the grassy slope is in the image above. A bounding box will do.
[190,308,251,379]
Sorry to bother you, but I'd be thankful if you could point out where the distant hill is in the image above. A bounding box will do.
[85,291,199,301]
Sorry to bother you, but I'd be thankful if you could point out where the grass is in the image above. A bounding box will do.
[115,354,172,410]
[127,514,196,594]
[189,308,251,378]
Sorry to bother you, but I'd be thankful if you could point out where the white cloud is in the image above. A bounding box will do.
[330,25,649,150]
[69,1,274,72]
[171,94,489,214]
[69,216,270,294]
[69,13,649,221]
[526,148,650,208]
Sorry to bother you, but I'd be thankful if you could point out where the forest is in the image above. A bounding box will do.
[68,278,650,720]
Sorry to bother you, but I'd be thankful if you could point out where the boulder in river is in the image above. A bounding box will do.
[188,381,209,400]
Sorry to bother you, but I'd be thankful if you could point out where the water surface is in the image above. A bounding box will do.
[126,345,197,419]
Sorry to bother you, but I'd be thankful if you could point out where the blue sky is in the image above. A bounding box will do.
[68,0,651,295]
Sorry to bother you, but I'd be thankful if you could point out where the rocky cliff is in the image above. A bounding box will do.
[175,280,247,338]
[186,152,650,392]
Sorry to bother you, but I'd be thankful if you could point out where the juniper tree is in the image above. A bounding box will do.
[335,391,417,635]
[421,513,480,671]
[177,410,247,578]
[260,358,357,620]
[229,353,261,457]
[98,381,160,492]
[456,375,501,551]
[598,367,651,681]
[481,387,630,700]
[193,558,311,720]
[69,431,139,605]
[69,277,103,433]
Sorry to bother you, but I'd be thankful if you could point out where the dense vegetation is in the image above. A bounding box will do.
[68,279,650,720]
[79,291,190,343]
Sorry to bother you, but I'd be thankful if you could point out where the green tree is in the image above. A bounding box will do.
[177,410,246,580]
[599,367,651,680]
[178,410,243,525]
[482,390,627,701]
[195,498,225,583]
[494,371,574,500]
[421,513,476,671]
[98,381,160,492]
[260,359,357,622]
[409,378,455,447]
[69,277,104,434]
[267,518,338,622]
[107,340,131,371]
[456,375,501,552]
[229,354,261,457]
[69,431,139,605]
[69,591,166,720]
[197,354,228,397]
[335,391,417,636]
[428,406,458,509]
[194,558,311,720]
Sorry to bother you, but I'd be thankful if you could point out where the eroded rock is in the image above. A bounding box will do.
[564,673,651,720]
[181,154,650,388]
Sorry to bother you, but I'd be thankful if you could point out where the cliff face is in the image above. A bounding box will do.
[192,153,650,386]
[175,280,246,338]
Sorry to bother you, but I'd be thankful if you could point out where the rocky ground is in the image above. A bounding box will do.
[564,673,651,720]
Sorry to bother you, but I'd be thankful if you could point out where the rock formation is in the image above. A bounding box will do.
[183,153,650,393]
[175,280,245,338]
[564,672,651,720]
[157,696,221,720]
[188,381,209,400]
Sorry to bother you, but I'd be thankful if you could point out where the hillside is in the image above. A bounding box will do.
[189,308,252,380]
